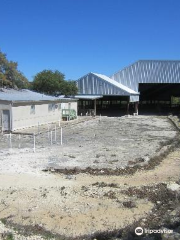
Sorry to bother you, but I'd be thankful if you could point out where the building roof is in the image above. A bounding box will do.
[0,88,76,102]
[74,95,103,100]
[111,60,180,92]
[92,73,139,94]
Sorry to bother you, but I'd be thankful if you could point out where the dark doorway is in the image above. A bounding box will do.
[139,83,180,114]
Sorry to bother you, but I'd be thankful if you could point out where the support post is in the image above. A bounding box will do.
[38,122,40,134]
[54,125,56,142]
[127,102,130,115]
[18,134,21,149]
[60,127,62,145]
[135,102,139,115]
[48,124,50,138]
[50,131,53,145]
[33,133,36,152]
[94,99,96,116]
[9,133,12,148]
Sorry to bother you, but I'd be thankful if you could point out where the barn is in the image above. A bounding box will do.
[0,88,77,132]
[76,60,180,116]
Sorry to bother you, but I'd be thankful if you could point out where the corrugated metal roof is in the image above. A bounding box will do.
[0,89,75,102]
[92,73,138,94]
[111,60,180,92]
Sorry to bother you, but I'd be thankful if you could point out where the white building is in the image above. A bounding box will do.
[0,89,77,131]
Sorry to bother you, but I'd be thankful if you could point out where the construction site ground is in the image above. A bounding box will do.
[0,115,180,240]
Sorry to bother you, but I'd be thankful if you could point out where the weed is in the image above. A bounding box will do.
[5,233,14,240]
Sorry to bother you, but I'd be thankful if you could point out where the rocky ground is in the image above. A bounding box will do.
[0,116,180,240]
[0,116,177,172]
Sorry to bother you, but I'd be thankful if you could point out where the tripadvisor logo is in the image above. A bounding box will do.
[135,227,143,236]
[135,227,173,235]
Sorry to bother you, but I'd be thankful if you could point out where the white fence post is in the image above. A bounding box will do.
[48,124,50,138]
[9,133,12,148]
[38,122,40,134]
[59,119,61,127]
[54,125,57,142]
[33,133,36,153]
[50,131,53,145]
[18,134,21,149]
[61,127,62,145]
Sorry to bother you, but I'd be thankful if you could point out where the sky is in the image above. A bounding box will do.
[1,0,180,81]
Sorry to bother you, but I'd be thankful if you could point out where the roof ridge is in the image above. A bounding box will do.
[138,60,180,62]
[112,60,180,77]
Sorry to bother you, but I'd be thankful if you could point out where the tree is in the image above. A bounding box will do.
[32,70,78,96]
[0,49,29,89]
[59,80,78,96]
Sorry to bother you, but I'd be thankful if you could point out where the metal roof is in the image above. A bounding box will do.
[0,89,75,102]
[92,73,138,94]
[77,72,139,96]
[111,60,180,92]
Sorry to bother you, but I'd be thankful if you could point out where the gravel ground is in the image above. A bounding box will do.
[0,115,177,173]
[0,115,179,239]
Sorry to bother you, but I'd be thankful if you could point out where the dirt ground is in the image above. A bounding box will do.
[0,116,179,239]
[0,116,177,172]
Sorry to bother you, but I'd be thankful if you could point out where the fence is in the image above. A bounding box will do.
[0,116,96,152]
[0,125,63,152]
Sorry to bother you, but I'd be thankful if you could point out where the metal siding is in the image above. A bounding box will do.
[77,73,135,96]
[111,61,180,92]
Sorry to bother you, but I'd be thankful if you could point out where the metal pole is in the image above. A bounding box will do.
[18,134,21,149]
[48,124,49,138]
[9,133,12,148]
[59,119,61,127]
[33,133,36,153]
[50,131,53,145]
[61,127,62,145]
[54,125,56,142]
[38,122,40,134]
[94,99,96,116]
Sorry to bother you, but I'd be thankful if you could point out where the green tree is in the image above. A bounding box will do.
[59,80,78,96]
[0,49,29,88]
[32,70,78,96]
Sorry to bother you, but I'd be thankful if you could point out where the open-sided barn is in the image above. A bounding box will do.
[76,60,180,115]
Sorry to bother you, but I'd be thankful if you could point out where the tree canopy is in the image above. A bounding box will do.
[0,49,29,89]
[32,70,78,96]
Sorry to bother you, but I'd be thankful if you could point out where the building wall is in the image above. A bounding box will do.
[67,101,77,112]
[0,103,11,111]
[12,101,77,130]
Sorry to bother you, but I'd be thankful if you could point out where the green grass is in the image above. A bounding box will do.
[5,233,14,240]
